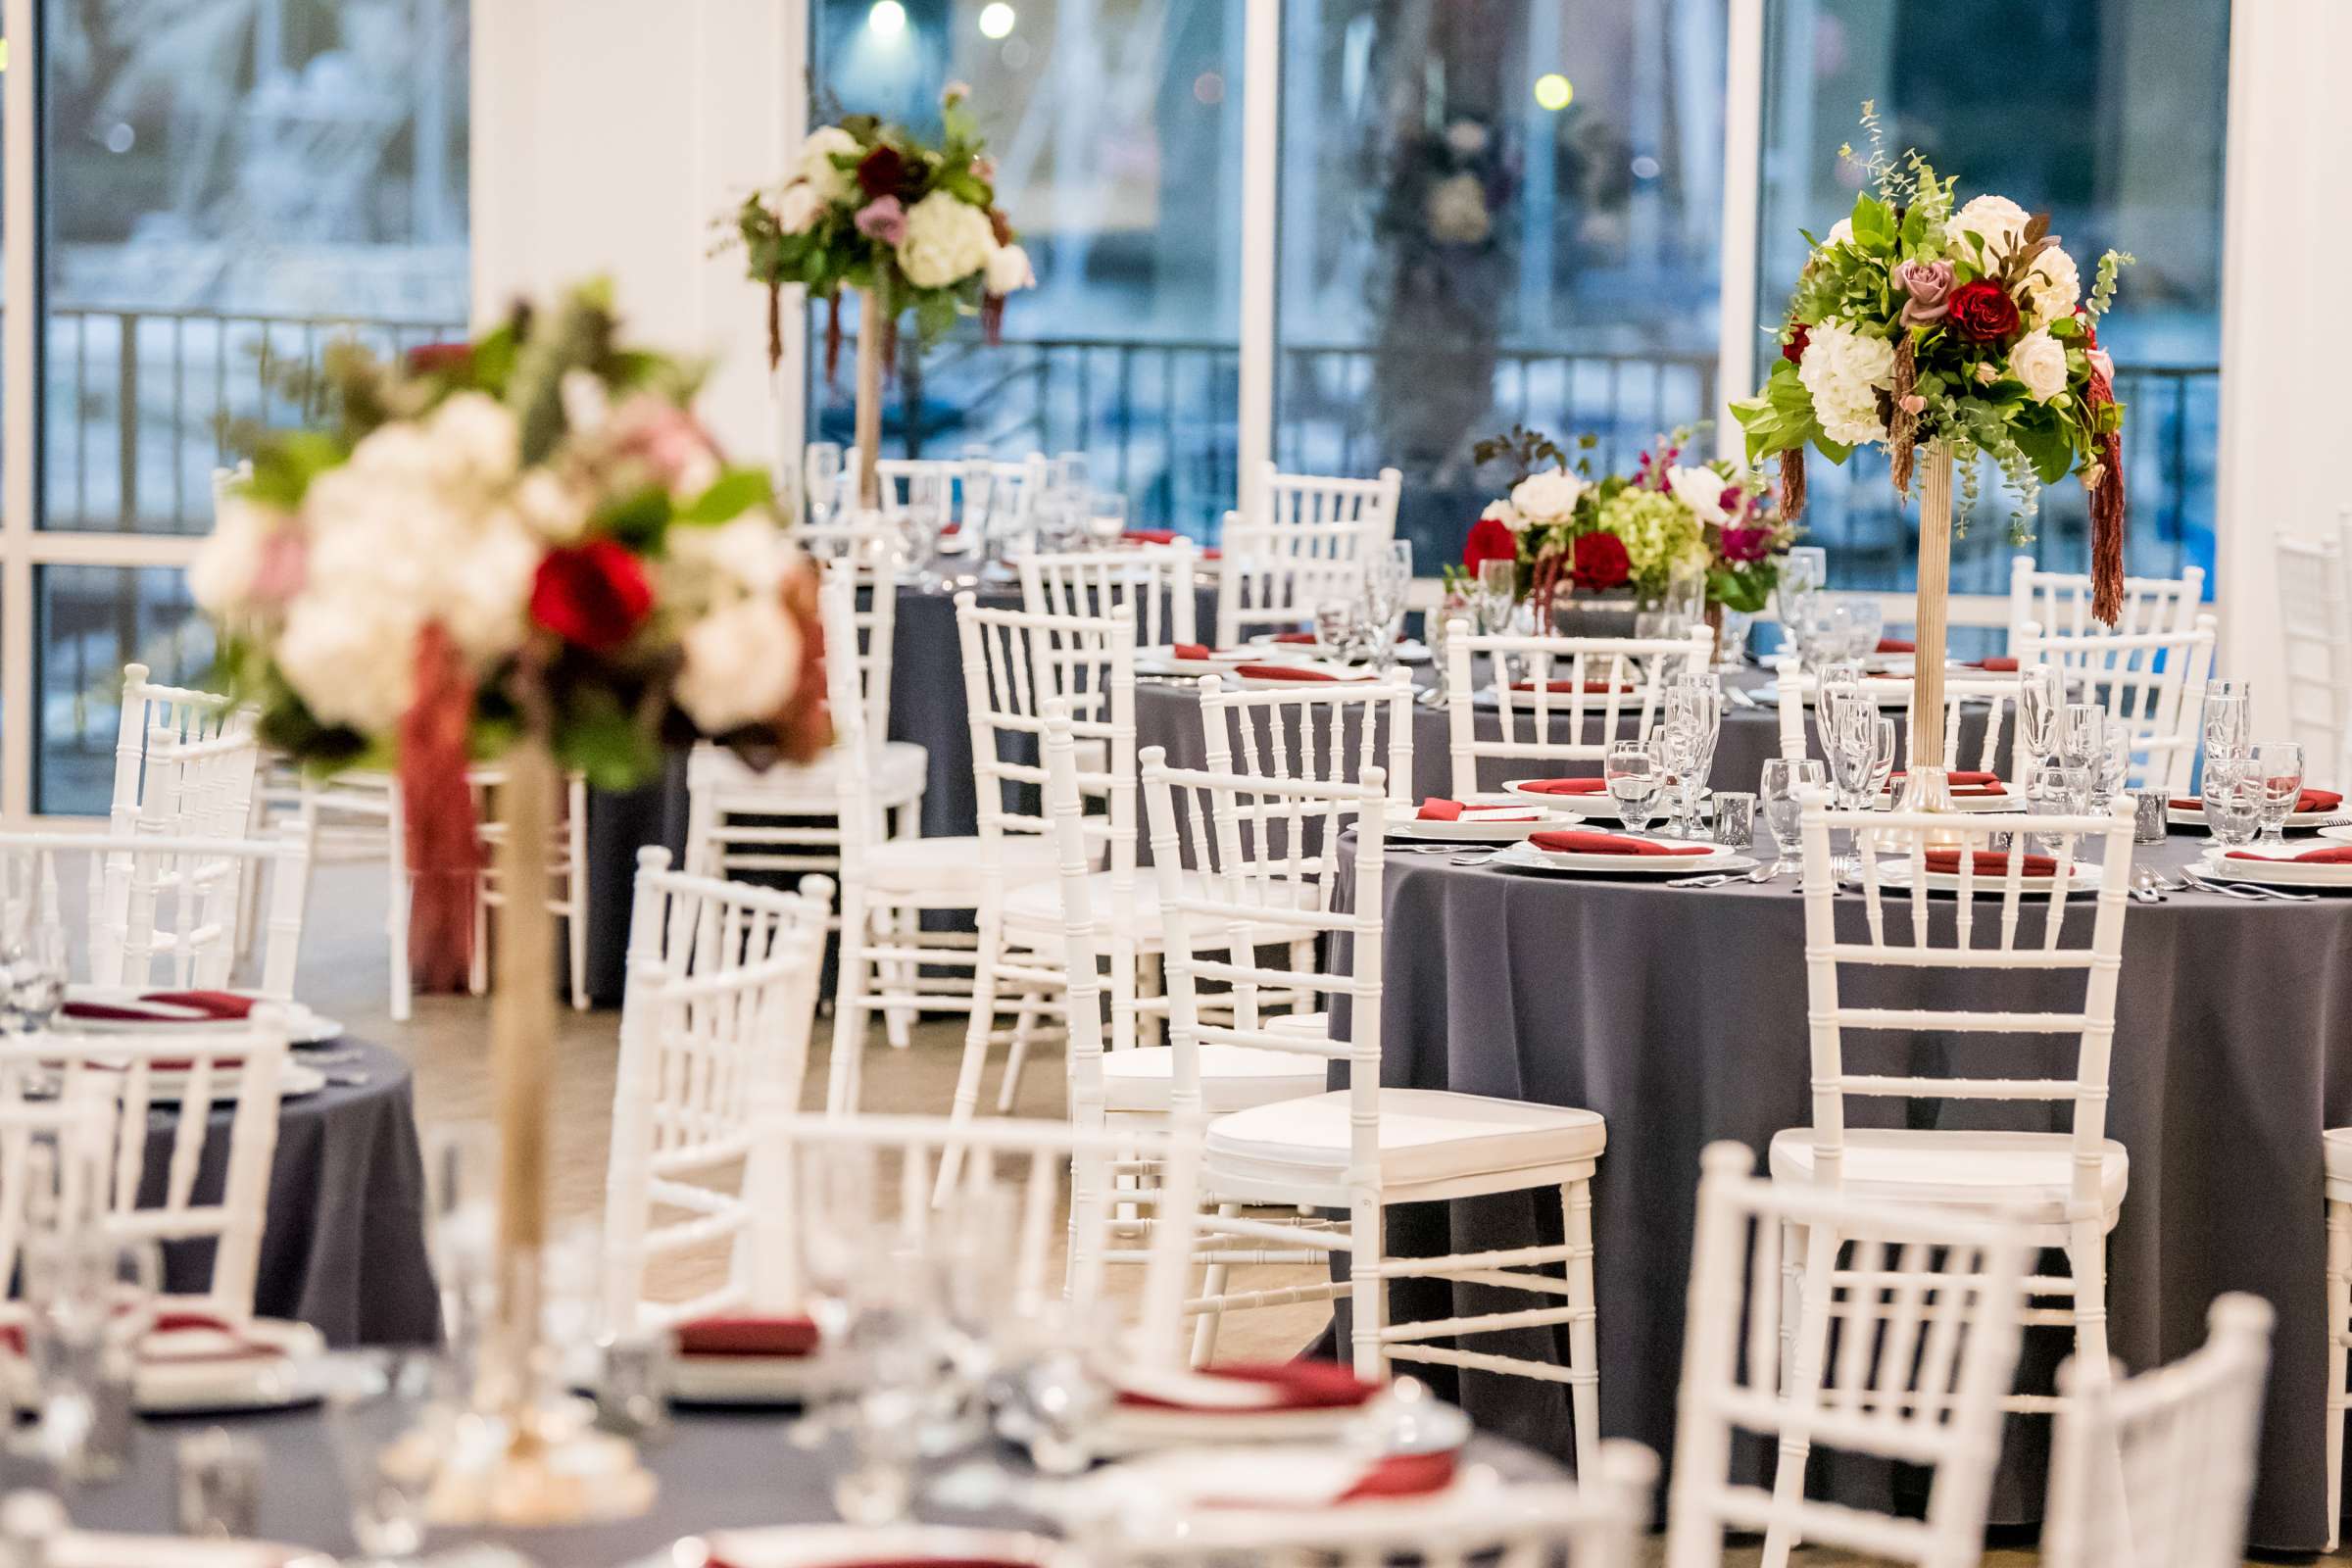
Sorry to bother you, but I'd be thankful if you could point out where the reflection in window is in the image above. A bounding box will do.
[1276,1,1726,572]
[34,566,214,814]
[1758,0,2227,596]
[806,0,1245,535]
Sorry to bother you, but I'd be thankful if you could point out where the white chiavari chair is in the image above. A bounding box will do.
[1768,789,2136,1564]
[2043,1294,2272,1568]
[110,662,245,833]
[0,1090,118,1306]
[1666,1143,2030,1568]
[467,764,592,1012]
[0,1013,295,1326]
[1144,749,1609,1475]
[1444,624,1712,800]
[1769,659,2021,779]
[2277,520,2352,783]
[2007,553,2205,650]
[1018,546,1200,648]
[2017,614,2216,795]
[1106,1443,1658,1568]
[875,454,1043,550]
[752,1108,1203,1360]
[599,851,831,1334]
[1213,464,1401,647]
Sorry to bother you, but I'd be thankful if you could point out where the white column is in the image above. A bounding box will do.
[2214,0,2352,735]
[1236,0,1281,523]
[3,0,39,821]
[1712,0,1764,461]
[469,0,803,471]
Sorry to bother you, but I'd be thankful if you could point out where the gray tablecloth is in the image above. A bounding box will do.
[1320,830,2351,1550]
[31,1404,1557,1564]
[144,1037,440,1347]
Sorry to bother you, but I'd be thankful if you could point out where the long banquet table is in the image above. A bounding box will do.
[1318,827,2349,1550]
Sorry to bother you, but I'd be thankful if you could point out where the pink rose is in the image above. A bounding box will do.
[1894,259,1955,326]
[2087,348,2114,381]
[855,196,906,245]
[1899,394,1926,415]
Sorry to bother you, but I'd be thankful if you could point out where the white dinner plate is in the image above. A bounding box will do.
[56,1059,329,1103]
[669,1349,829,1406]
[1497,780,1710,824]
[1387,809,1584,845]
[647,1525,1074,1568]
[1489,840,1746,877]
[1872,786,2020,813]
[2166,800,2349,832]
[1235,663,1388,690]
[2196,851,2352,890]
[59,989,344,1046]
[1,1315,329,1416]
[1860,858,2105,896]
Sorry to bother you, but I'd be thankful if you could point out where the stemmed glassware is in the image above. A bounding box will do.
[2203,678,2252,765]
[1659,677,1722,837]
[899,472,951,590]
[2092,724,2133,811]
[0,851,67,1036]
[1820,688,1891,878]
[2201,756,2264,849]
[325,1351,447,1567]
[1364,541,1413,670]
[2017,663,2064,772]
[2027,762,2092,860]
[804,442,844,531]
[1604,743,1662,837]
[950,444,995,583]
[2251,739,2305,849]
[1775,546,1827,658]
[2058,704,2105,810]
[1759,758,1828,882]
[1083,490,1129,551]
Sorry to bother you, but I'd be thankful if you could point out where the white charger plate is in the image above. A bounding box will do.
[1872,786,2019,814]
[65,1060,328,1103]
[1235,664,1388,691]
[2196,851,2352,889]
[59,989,344,1046]
[2,1315,329,1416]
[2166,800,2349,832]
[1498,779,1710,825]
[647,1525,1073,1568]
[1860,858,2105,896]
[669,1350,828,1406]
[1489,840,1745,877]
[1388,809,1585,845]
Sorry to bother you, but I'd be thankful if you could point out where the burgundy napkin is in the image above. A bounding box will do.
[1334,1447,1462,1502]
[673,1314,821,1358]
[1116,1359,1380,1412]
[1886,769,2007,798]
[1922,848,2059,877]
[2226,845,2352,864]
[1269,631,1319,645]
[1528,830,1712,858]
[1417,799,1463,821]
[63,990,255,1024]
[1967,657,2020,673]
[1123,528,1179,546]
[1235,662,1342,683]
[1170,642,1215,662]
[0,1310,273,1363]
[1515,777,1607,797]
[1876,638,1916,655]
[1507,680,1636,695]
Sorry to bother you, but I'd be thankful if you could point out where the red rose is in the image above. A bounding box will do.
[856,145,907,199]
[1461,515,1519,571]
[530,540,654,652]
[1782,323,1810,365]
[406,342,473,375]
[1569,531,1631,592]
[1946,279,2021,343]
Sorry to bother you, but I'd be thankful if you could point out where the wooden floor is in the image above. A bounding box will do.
[294,864,2299,1566]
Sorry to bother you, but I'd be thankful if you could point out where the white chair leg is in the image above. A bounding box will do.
[1189,1201,1240,1367]
[1562,1177,1602,1481]
[386,802,412,1023]
[2327,1198,2350,1553]
[2068,1217,2112,1386]
[827,884,873,1114]
[1348,1194,1386,1381]
[882,903,916,1049]
[1761,1220,1838,1568]
[933,906,1004,1204]
[995,990,1044,1113]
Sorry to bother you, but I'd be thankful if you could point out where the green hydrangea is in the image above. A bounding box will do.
[1595,487,1706,598]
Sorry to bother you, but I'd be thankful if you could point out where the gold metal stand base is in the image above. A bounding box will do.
[423,1398,659,1527]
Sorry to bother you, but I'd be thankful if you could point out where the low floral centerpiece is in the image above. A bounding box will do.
[191,278,828,1522]
[1729,103,2132,778]
[734,83,1035,504]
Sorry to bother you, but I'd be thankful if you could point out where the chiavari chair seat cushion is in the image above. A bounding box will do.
[1769,1126,2128,1226]
[2323,1125,2352,1197]
[1101,1044,1330,1114]
[1204,1088,1605,1196]
[864,834,1056,896]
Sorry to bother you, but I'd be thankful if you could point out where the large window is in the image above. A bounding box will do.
[806,0,1247,538]
[1757,0,2227,597]
[18,0,468,813]
[1275,0,1727,574]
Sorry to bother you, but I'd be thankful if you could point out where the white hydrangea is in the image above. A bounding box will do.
[1796,318,1896,448]
[797,126,859,205]
[188,495,275,613]
[2023,246,2081,328]
[1665,466,1732,525]
[276,592,419,735]
[1426,173,1492,246]
[426,392,519,492]
[777,180,826,236]
[1480,498,1528,534]
[1509,469,1586,524]
[677,595,803,733]
[896,191,998,288]
[2008,328,2069,404]
[668,514,792,604]
[985,242,1035,295]
[1947,194,2031,264]
[513,469,590,544]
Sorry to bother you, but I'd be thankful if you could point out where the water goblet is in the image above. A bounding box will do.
[804,442,843,530]
[2026,762,2092,862]
[2058,704,2104,801]
[1840,599,1886,662]
[1604,743,1661,837]
[2251,739,2305,849]
[1474,558,1518,636]
[2018,663,2064,770]
[1083,490,1129,551]
[326,1351,447,1565]
[902,473,951,589]
[1759,758,1827,881]
[2093,724,2133,810]
[2202,756,2264,849]
[1313,599,1359,664]
[2203,678,2252,764]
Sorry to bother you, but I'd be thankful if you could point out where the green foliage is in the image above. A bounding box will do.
[551,687,662,794]
[677,466,775,526]
[1471,422,1570,485]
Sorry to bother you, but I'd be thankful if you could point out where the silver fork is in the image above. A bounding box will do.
[1666,873,1734,889]
[2180,867,2314,902]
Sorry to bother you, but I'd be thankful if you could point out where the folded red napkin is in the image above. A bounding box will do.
[1116,1359,1380,1412]
[2226,845,2352,864]
[1922,848,2059,877]
[673,1314,821,1358]
[1269,631,1319,645]
[1515,777,1607,796]
[1884,769,2007,798]
[1170,642,1215,662]
[1123,528,1178,545]
[1417,799,1463,821]
[1967,657,2020,672]
[1508,680,1636,695]
[63,990,256,1024]
[0,1311,271,1363]
[2172,788,2343,814]
[1528,829,1712,858]
[1876,638,1916,655]
[1235,662,1342,682]
[1335,1447,1462,1502]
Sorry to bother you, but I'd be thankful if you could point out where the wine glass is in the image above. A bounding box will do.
[804,442,844,530]
[900,472,951,589]
[1474,558,1518,637]
[1604,743,1662,837]
[1083,490,1129,551]
[957,445,996,573]
[1664,677,1723,836]
[2251,739,2305,849]
[1841,599,1886,662]
[1364,542,1413,669]
[1759,758,1828,882]
[2018,663,2064,770]
[1312,598,1359,664]
[2092,723,2133,810]
[2058,704,2105,807]
[2203,678,2252,764]
[2202,756,2264,849]
[1866,714,1897,805]
[0,852,68,1036]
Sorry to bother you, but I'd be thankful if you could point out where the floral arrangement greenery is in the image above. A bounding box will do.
[192,281,830,976]
[735,83,1036,374]
[1452,423,1794,614]
[1732,103,2133,620]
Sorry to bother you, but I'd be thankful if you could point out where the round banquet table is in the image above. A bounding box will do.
[140,1037,441,1348]
[38,1403,1559,1565]
[580,578,1221,1005]
[1318,828,2352,1550]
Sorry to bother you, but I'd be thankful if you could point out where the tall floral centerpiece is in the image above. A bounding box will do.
[1732,104,2132,775]
[1454,423,1793,652]
[735,84,1035,507]
[192,280,828,1523]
